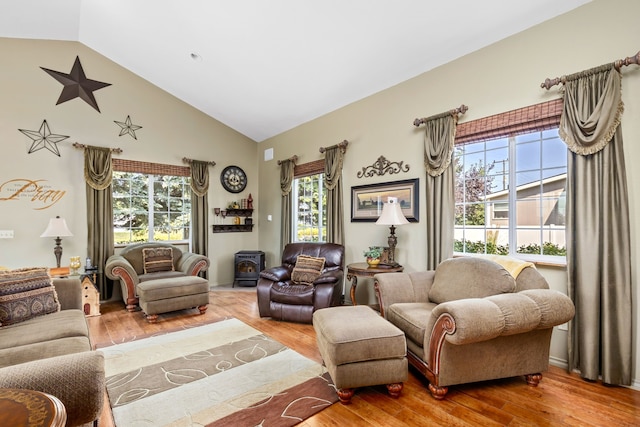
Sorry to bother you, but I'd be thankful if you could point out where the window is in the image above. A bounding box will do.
[112,166,191,245]
[292,173,326,242]
[454,101,567,261]
[291,159,327,242]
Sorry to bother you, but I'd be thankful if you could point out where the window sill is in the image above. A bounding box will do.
[453,253,566,268]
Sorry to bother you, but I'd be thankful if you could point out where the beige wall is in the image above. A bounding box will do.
[0,38,259,287]
[1,0,638,385]
[258,0,640,384]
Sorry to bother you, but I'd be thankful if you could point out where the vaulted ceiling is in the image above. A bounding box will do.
[0,0,591,142]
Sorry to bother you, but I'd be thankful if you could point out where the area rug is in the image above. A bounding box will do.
[98,318,338,426]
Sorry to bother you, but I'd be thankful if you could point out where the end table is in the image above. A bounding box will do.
[346,262,404,306]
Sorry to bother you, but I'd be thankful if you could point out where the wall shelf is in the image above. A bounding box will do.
[212,209,253,233]
[212,224,254,233]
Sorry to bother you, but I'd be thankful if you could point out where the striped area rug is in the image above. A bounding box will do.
[98,318,337,426]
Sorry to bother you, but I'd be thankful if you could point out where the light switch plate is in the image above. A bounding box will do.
[0,230,14,238]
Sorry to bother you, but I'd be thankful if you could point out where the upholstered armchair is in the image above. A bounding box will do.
[257,242,345,323]
[374,256,575,399]
[105,242,209,311]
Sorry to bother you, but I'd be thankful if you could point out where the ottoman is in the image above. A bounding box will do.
[312,305,407,404]
[137,276,210,323]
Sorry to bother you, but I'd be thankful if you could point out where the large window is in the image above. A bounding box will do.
[292,173,326,242]
[454,115,567,261]
[112,171,191,245]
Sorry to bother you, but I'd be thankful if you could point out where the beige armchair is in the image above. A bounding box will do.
[105,242,209,311]
[374,256,575,399]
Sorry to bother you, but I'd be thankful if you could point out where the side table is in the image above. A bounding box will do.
[346,262,404,306]
[0,388,66,427]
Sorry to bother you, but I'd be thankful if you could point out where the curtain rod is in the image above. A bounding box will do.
[541,50,640,90]
[277,155,298,165]
[182,157,216,166]
[414,104,468,127]
[72,142,122,153]
[319,139,348,153]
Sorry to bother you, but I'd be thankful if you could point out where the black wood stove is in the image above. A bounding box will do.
[233,250,265,287]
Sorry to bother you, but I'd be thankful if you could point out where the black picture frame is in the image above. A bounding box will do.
[350,178,419,222]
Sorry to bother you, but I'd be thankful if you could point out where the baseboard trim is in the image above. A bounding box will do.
[549,357,640,391]
[549,356,568,370]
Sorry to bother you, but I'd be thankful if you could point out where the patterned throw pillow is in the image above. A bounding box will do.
[0,267,61,326]
[142,247,175,274]
[291,255,325,285]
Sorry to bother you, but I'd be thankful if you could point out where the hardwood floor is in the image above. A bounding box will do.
[88,289,640,426]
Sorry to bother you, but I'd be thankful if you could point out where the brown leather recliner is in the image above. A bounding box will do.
[257,242,345,323]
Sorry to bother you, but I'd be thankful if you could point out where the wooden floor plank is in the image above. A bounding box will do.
[91,289,640,427]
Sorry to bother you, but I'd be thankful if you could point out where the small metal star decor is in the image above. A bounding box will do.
[114,115,143,140]
[18,120,70,156]
[41,56,111,112]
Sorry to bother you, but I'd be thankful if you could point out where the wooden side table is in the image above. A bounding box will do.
[0,388,66,427]
[346,262,403,306]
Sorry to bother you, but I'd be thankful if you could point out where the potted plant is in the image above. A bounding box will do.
[363,247,382,267]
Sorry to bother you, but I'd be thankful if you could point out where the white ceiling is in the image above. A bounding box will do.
[0,0,591,142]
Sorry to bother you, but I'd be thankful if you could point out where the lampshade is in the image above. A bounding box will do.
[376,197,409,226]
[40,216,74,238]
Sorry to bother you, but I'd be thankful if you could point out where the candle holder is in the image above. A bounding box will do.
[69,256,81,275]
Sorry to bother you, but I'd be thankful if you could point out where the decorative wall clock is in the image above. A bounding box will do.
[220,165,247,193]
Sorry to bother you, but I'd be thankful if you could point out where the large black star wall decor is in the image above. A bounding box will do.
[41,56,112,112]
[18,120,70,157]
[114,115,143,140]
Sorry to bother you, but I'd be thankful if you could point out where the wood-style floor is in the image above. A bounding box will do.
[88,288,640,426]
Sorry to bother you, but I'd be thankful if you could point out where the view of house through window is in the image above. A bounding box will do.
[112,171,191,245]
[454,128,567,260]
[292,173,326,242]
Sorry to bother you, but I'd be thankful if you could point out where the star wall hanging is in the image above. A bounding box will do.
[114,115,143,140]
[41,56,112,112]
[18,120,69,157]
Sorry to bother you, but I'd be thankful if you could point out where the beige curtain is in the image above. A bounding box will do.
[190,161,209,279]
[424,114,457,270]
[84,146,114,300]
[324,146,346,244]
[279,159,295,254]
[561,65,632,385]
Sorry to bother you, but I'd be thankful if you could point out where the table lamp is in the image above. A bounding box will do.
[40,216,73,268]
[376,197,409,266]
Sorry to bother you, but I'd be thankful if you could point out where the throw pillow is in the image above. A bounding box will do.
[291,255,325,285]
[0,267,61,326]
[428,257,516,304]
[142,247,175,274]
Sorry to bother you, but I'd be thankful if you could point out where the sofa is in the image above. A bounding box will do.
[105,242,210,312]
[0,269,105,427]
[374,256,575,399]
[257,242,345,323]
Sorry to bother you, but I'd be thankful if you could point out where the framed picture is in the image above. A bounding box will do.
[351,178,419,222]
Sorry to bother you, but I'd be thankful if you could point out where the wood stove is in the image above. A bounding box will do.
[233,250,265,287]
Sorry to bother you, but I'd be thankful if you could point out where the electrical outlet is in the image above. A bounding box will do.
[0,230,14,238]
[557,322,568,331]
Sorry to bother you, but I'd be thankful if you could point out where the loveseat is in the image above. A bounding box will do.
[257,242,345,323]
[374,256,575,399]
[105,242,210,312]
[0,269,105,427]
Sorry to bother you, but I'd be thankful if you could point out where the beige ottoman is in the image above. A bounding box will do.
[312,305,407,404]
[137,276,210,323]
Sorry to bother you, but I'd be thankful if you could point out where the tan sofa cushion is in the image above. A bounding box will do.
[0,309,91,368]
[429,257,516,304]
[387,302,435,347]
